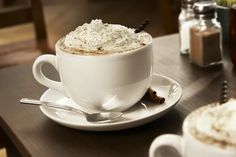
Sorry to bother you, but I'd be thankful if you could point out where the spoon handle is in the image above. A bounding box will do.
[20,98,84,114]
[20,98,42,105]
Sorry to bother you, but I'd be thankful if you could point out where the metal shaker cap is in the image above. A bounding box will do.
[193,1,216,15]
[182,0,197,9]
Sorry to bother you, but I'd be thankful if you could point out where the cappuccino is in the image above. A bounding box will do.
[188,100,236,150]
[150,100,236,157]
[58,19,151,55]
[33,20,153,112]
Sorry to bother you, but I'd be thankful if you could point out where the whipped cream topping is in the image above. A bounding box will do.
[63,19,151,54]
[194,100,236,148]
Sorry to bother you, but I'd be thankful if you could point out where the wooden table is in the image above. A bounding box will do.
[0,34,235,157]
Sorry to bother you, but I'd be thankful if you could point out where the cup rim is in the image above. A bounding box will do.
[55,33,153,58]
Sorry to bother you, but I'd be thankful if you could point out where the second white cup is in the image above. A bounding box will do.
[149,105,236,157]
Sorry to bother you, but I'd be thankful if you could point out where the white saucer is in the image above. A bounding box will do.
[40,73,182,131]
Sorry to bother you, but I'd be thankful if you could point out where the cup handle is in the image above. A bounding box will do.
[149,134,183,157]
[33,54,65,95]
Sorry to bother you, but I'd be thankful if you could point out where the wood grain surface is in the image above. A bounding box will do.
[0,34,235,157]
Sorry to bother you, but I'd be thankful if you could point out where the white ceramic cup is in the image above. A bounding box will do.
[149,108,236,157]
[33,37,153,112]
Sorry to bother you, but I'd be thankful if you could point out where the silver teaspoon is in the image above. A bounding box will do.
[20,98,123,123]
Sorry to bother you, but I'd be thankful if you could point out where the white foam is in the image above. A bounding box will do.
[195,99,236,146]
[63,19,151,54]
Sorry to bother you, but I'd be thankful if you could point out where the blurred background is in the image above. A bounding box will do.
[0,0,180,68]
[0,1,181,156]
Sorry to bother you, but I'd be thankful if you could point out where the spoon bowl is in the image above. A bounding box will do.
[86,112,123,123]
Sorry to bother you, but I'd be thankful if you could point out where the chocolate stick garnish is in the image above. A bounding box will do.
[144,88,165,104]
[135,19,150,33]
[220,80,228,104]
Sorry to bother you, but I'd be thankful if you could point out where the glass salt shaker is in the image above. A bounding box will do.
[190,1,222,67]
[178,0,196,55]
